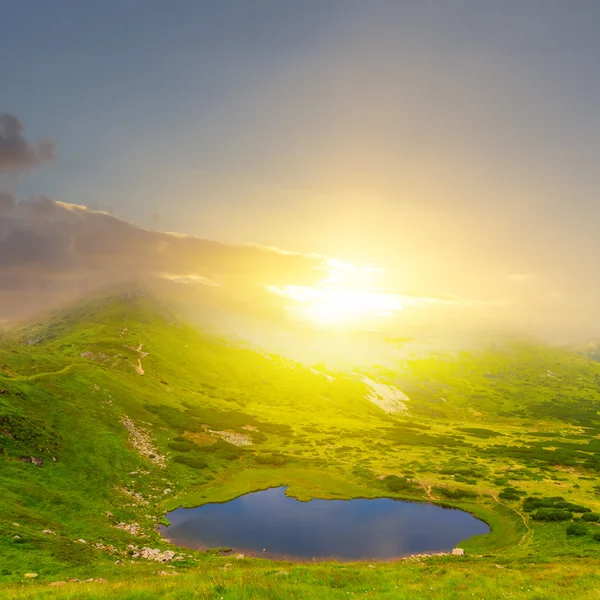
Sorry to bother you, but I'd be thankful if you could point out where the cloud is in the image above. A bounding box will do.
[0,190,15,213]
[0,114,56,174]
[0,197,326,320]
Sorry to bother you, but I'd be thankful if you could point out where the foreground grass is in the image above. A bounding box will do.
[5,558,600,599]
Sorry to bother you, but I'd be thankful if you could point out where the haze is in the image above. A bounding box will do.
[3,1,600,343]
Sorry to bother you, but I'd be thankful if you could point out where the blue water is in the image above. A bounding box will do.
[160,487,489,560]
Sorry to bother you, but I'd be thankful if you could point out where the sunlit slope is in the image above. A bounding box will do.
[380,343,600,425]
[0,288,599,591]
[0,290,397,577]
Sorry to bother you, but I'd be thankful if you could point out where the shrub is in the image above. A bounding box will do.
[581,513,600,522]
[455,427,504,439]
[593,532,600,542]
[523,496,590,513]
[383,475,417,493]
[433,487,478,500]
[173,454,207,469]
[255,453,287,466]
[566,523,588,536]
[195,438,243,461]
[352,466,374,479]
[168,440,197,453]
[532,509,573,522]
[499,487,526,501]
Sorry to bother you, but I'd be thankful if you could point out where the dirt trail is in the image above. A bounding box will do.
[420,483,437,502]
[6,364,76,382]
[134,344,148,376]
[491,494,532,545]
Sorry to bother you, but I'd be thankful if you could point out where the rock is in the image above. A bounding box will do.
[235,553,245,560]
[114,522,142,535]
[105,511,114,518]
[0,389,7,394]
[68,578,81,583]
[17,456,43,466]
[140,547,176,563]
[13,535,21,539]
[12,522,20,527]
[76,539,87,544]
[210,430,252,446]
[367,564,376,568]
[49,581,67,586]
[42,529,56,535]
[452,548,465,556]
[115,560,123,565]
[24,573,38,578]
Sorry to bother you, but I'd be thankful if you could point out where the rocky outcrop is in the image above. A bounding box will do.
[121,416,165,467]
[114,522,143,536]
[140,547,176,562]
[211,430,252,446]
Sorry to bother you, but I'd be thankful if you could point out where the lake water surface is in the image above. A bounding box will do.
[160,487,489,560]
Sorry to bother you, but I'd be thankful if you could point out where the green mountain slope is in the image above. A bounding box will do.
[1,289,599,598]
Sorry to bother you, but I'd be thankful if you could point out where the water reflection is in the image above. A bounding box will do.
[161,487,489,560]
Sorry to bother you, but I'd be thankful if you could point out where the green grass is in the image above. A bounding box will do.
[1,289,599,597]
[3,559,600,599]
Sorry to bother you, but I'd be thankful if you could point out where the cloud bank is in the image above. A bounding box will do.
[0,196,326,321]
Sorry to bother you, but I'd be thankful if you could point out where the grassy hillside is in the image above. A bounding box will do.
[1,289,600,598]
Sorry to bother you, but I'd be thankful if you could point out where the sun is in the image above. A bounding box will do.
[268,285,406,326]
[267,259,411,328]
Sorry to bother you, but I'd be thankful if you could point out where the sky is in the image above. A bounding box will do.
[3,1,600,340]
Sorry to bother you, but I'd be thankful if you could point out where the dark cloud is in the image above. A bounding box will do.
[0,197,326,320]
[0,114,56,174]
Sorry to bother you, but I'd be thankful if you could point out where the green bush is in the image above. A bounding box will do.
[581,512,600,522]
[455,427,504,439]
[433,487,478,500]
[383,475,417,493]
[523,496,590,513]
[168,440,197,452]
[255,453,287,466]
[532,509,573,522]
[197,438,244,460]
[499,487,526,501]
[352,466,374,479]
[593,532,600,542]
[173,454,207,469]
[566,523,588,536]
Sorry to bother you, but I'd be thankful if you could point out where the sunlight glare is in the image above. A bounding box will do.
[267,259,416,327]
